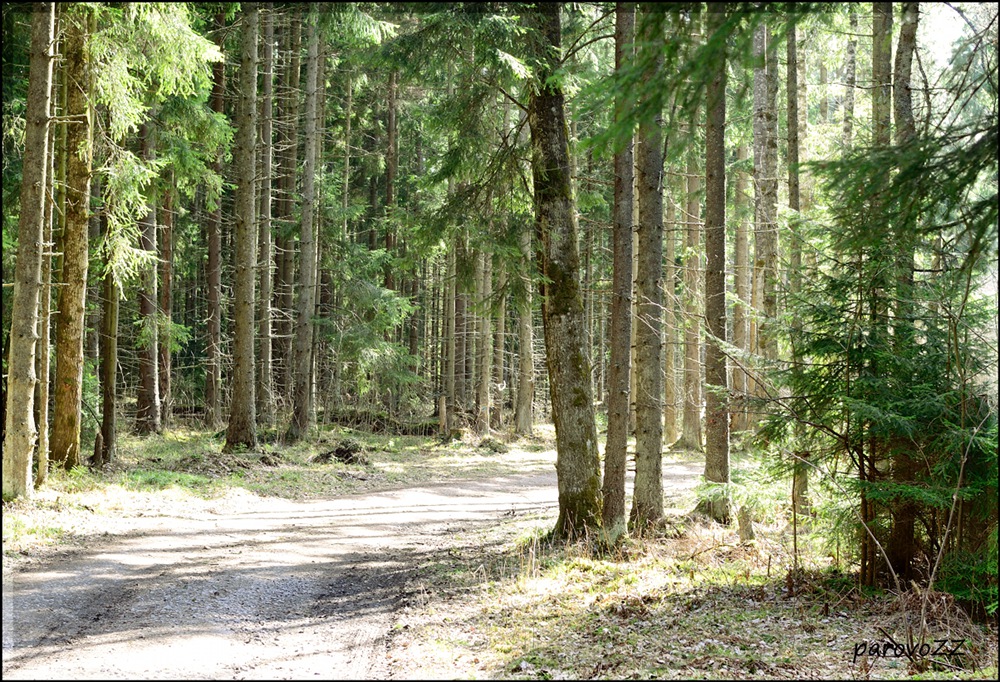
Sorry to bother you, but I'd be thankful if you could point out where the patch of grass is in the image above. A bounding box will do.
[3,422,559,567]
[390,509,999,680]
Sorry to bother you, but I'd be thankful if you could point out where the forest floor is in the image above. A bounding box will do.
[2,423,996,680]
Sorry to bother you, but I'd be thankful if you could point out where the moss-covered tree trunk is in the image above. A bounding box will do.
[286,8,319,443]
[527,2,602,540]
[3,2,54,500]
[52,7,92,468]
[631,4,665,530]
[700,5,731,524]
[224,2,259,452]
[602,0,634,540]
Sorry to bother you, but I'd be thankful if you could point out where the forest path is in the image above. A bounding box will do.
[2,456,702,680]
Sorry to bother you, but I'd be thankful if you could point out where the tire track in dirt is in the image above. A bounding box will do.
[2,471,562,680]
[3,458,703,680]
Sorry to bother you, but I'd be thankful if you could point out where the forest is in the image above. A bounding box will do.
[2,1,998,679]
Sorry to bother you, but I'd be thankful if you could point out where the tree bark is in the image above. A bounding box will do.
[3,1,54,500]
[384,70,397,292]
[475,251,492,433]
[753,22,779,371]
[35,64,56,487]
[699,5,731,524]
[274,13,301,404]
[787,18,810,517]
[842,7,857,149]
[445,245,457,430]
[872,2,893,150]
[602,0,634,539]
[51,7,92,468]
[887,0,919,587]
[514,222,534,435]
[663,172,678,446]
[224,2,259,452]
[286,9,319,443]
[492,259,507,429]
[680,148,703,451]
[731,144,750,433]
[205,11,225,428]
[528,2,602,539]
[96,193,117,467]
[256,3,275,428]
[158,181,173,428]
[631,3,665,530]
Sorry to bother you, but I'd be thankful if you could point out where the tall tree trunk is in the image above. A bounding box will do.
[887,0,919,586]
[699,5,731,524]
[631,3,665,530]
[872,2,893,150]
[455,237,468,412]
[787,17,809,516]
[136,124,161,436]
[445,245,457,430]
[205,11,225,428]
[286,9,319,442]
[842,7,857,149]
[528,2,602,539]
[475,250,492,433]
[257,3,275,428]
[492,259,507,429]
[514,222,534,435]
[158,180,173,428]
[96,194,117,467]
[225,2,259,452]
[52,7,91,468]
[602,0,634,540]
[35,67,56,487]
[753,22,779,374]
[384,70,397,292]
[663,172,678,446]
[3,1,54,500]
[680,148,703,451]
[274,13,301,404]
[731,144,750,434]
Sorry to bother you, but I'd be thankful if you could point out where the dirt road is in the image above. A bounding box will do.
[2,460,702,680]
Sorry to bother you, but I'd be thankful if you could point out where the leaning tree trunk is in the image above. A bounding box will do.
[224,2,259,452]
[52,7,92,468]
[631,3,665,531]
[601,0,634,541]
[699,4,731,524]
[528,2,602,539]
[286,9,320,443]
[3,1,54,500]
